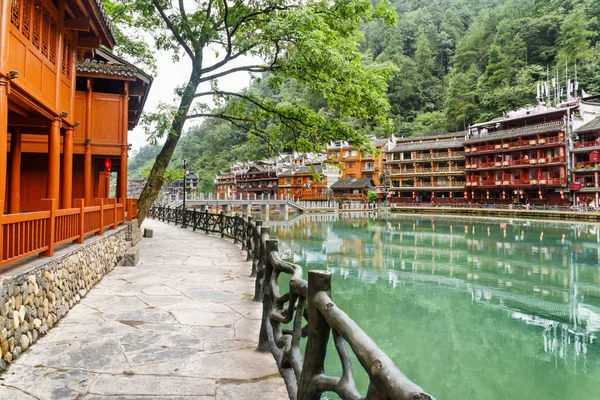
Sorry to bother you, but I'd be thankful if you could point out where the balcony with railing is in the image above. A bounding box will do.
[464,156,566,170]
[466,134,564,154]
[388,166,466,176]
[1,198,137,268]
[396,181,466,189]
[466,178,565,187]
[574,161,600,172]
[572,139,600,151]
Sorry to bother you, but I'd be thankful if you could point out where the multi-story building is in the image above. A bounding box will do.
[277,166,328,201]
[385,133,466,204]
[571,117,600,206]
[215,172,236,199]
[236,163,278,197]
[327,137,390,186]
[464,108,569,205]
[1,0,151,266]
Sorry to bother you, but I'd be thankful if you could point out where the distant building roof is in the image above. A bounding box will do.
[331,178,372,190]
[575,117,600,134]
[389,138,465,152]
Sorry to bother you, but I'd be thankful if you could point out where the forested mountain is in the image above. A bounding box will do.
[130,0,600,191]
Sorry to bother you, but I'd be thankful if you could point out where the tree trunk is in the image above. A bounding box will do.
[136,67,202,225]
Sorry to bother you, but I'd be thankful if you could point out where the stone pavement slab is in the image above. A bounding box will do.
[0,219,287,400]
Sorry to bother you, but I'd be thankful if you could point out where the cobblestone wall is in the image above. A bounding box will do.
[0,221,139,371]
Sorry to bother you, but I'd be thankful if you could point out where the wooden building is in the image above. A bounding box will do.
[236,163,278,197]
[464,109,569,205]
[330,178,373,203]
[215,172,236,199]
[277,166,327,201]
[385,133,466,204]
[327,137,389,186]
[571,117,600,206]
[1,0,151,266]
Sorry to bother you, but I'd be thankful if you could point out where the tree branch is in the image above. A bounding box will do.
[151,0,195,61]
[186,112,278,152]
[197,64,276,83]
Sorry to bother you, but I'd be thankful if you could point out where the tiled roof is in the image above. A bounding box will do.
[396,131,467,143]
[331,178,373,190]
[575,117,600,134]
[466,123,565,144]
[92,0,116,43]
[371,138,388,148]
[389,139,465,153]
[77,59,138,77]
[295,165,323,175]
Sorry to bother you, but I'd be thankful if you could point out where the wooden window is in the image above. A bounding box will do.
[11,0,20,29]
[49,18,56,63]
[41,7,49,57]
[22,0,31,39]
[32,0,41,49]
[62,37,72,77]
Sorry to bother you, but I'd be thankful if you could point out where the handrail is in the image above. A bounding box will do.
[1,198,136,267]
[147,206,434,400]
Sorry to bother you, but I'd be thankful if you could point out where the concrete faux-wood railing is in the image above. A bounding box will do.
[0,198,137,267]
[148,206,434,400]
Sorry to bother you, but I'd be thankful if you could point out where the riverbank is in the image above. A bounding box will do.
[388,205,600,221]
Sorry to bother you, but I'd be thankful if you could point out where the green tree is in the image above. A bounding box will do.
[107,0,398,223]
[558,5,596,64]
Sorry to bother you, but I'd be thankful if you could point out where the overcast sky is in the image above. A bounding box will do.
[129,50,257,151]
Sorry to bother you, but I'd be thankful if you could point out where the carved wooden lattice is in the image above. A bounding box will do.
[40,8,49,57]
[21,0,31,39]
[10,0,20,29]
[32,0,41,49]
[49,18,56,63]
[62,37,72,77]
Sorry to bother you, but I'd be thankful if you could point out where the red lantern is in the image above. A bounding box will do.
[104,158,112,177]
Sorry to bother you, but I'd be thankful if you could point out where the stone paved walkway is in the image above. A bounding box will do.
[0,219,287,400]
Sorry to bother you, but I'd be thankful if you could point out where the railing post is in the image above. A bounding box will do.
[257,239,278,353]
[112,198,118,229]
[42,198,57,257]
[98,198,105,236]
[253,226,270,300]
[192,209,198,231]
[0,200,4,262]
[119,197,126,224]
[297,270,332,400]
[245,217,254,261]
[126,198,133,221]
[76,198,85,244]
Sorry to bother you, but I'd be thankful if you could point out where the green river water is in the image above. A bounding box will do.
[263,212,600,399]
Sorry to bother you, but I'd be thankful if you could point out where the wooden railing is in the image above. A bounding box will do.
[465,156,566,169]
[466,133,564,153]
[148,206,434,400]
[0,198,138,268]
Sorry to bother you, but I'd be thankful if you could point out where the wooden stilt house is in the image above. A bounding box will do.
[0,0,152,267]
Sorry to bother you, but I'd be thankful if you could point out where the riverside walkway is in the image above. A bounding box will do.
[0,219,287,400]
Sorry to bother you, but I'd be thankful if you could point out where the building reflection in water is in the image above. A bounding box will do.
[267,212,600,374]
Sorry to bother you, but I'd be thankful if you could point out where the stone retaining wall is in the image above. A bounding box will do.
[0,221,139,372]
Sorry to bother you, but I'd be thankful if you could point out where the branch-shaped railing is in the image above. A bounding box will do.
[148,206,434,400]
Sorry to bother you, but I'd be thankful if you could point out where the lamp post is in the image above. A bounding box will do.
[182,159,188,228]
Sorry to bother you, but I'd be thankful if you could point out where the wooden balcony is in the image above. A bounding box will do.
[573,140,600,149]
[464,156,566,170]
[1,198,137,268]
[466,178,565,188]
[466,134,564,154]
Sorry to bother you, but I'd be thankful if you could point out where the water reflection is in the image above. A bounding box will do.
[263,212,600,397]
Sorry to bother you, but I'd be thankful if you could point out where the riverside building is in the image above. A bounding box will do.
[384,132,466,204]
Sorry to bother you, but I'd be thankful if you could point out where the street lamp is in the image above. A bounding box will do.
[182,159,188,228]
